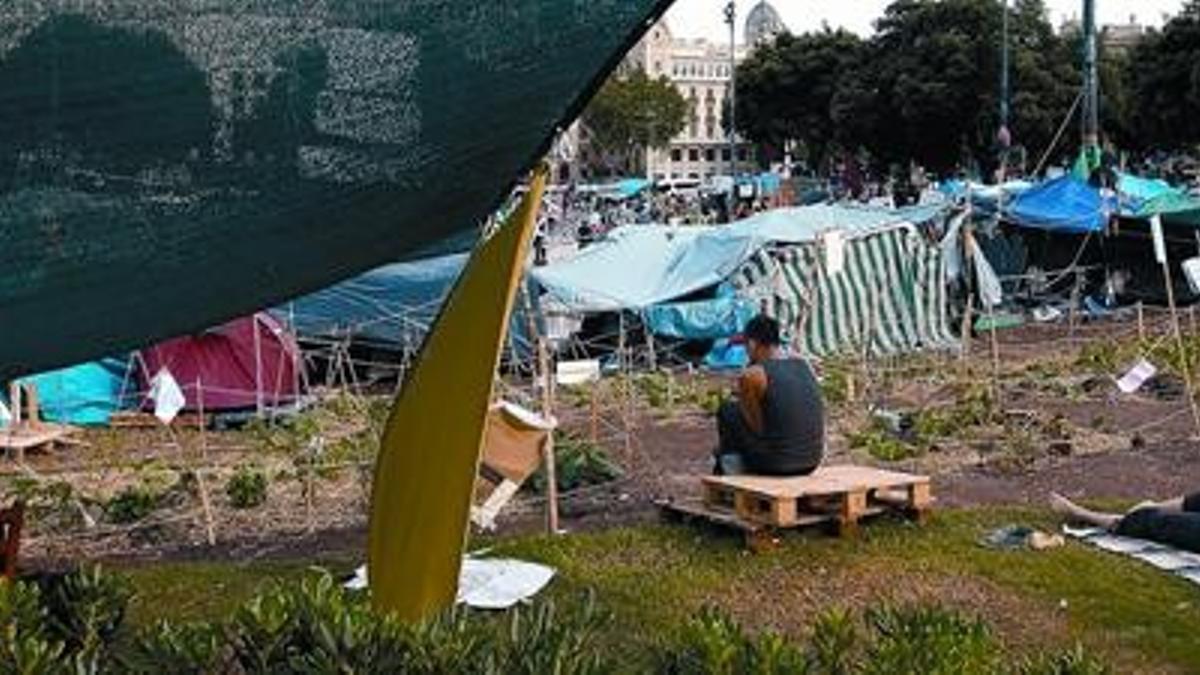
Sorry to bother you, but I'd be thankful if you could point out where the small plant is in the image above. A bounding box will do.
[863,605,998,674]
[39,565,134,653]
[104,485,160,524]
[121,621,223,674]
[848,426,923,463]
[532,434,624,494]
[225,465,269,509]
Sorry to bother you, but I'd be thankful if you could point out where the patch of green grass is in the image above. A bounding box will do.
[115,509,1200,672]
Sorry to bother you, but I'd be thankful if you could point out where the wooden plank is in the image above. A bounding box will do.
[838,489,868,538]
[0,425,72,451]
[702,466,930,501]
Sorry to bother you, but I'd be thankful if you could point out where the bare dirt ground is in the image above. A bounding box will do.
[12,312,1200,567]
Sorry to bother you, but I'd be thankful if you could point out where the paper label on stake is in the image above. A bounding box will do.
[822,229,846,276]
[1151,214,1167,265]
[1117,359,1157,394]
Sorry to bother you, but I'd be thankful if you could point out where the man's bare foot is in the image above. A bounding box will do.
[1049,492,1122,530]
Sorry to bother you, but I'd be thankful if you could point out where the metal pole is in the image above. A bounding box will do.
[1081,0,1099,147]
[725,1,737,178]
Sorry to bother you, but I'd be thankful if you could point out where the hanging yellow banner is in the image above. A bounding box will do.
[368,169,547,620]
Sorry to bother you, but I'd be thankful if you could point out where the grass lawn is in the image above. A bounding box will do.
[118,507,1200,673]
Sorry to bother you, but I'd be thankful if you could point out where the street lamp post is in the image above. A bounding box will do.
[724,1,737,179]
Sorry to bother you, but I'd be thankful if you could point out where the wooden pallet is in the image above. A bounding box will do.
[663,466,932,547]
[0,424,74,461]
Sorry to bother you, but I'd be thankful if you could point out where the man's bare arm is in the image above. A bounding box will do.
[738,366,768,435]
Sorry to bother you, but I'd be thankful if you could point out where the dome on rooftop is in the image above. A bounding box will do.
[744,1,787,47]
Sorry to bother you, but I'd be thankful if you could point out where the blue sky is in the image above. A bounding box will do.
[666,0,1186,41]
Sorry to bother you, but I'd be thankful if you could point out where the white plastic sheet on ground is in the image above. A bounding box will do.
[0,399,10,429]
[345,557,556,610]
[1116,359,1157,394]
[1064,525,1200,588]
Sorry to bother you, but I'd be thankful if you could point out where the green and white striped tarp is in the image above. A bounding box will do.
[732,225,957,358]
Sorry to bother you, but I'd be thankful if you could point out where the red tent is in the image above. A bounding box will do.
[138,314,303,412]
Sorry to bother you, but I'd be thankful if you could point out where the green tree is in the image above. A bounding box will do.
[0,14,213,173]
[830,0,1078,175]
[581,69,688,175]
[1125,0,1200,150]
[735,29,865,169]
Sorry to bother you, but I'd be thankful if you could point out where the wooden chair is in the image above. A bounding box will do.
[0,501,25,580]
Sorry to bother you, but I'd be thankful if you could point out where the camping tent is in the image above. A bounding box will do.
[14,359,127,426]
[276,251,535,358]
[278,253,469,349]
[531,203,957,358]
[138,314,302,412]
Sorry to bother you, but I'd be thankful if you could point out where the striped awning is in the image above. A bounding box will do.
[732,225,957,358]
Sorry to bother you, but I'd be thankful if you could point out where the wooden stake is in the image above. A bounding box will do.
[305,438,319,535]
[194,380,217,547]
[537,338,560,534]
[1137,301,1146,342]
[589,384,599,445]
[1160,259,1200,438]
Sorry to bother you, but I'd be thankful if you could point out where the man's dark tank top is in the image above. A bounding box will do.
[759,358,825,469]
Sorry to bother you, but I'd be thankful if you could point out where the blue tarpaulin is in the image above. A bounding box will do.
[644,297,758,340]
[14,359,127,426]
[531,203,947,313]
[1005,175,1115,233]
[276,254,468,347]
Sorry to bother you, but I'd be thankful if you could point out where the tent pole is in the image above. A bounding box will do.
[253,314,265,418]
[537,337,560,534]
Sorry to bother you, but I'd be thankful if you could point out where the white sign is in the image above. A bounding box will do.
[1117,359,1157,394]
[1151,214,1167,265]
[822,229,846,276]
[148,368,187,424]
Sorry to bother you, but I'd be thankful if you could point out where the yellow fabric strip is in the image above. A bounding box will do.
[367,169,547,620]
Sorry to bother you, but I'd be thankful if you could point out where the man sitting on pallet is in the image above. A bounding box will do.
[714,315,825,477]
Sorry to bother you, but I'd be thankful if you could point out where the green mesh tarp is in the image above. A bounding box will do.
[0,1,670,379]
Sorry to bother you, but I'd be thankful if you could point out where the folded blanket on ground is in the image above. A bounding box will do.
[1064,525,1200,587]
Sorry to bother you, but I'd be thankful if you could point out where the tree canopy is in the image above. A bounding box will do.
[736,0,1093,175]
[582,69,688,174]
[1124,0,1200,150]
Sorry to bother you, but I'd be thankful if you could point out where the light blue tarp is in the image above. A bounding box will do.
[276,252,532,354]
[531,203,947,313]
[1005,176,1116,233]
[14,358,127,426]
[1117,173,1177,202]
[644,297,758,340]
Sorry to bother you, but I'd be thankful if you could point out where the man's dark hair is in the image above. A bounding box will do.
[744,315,781,347]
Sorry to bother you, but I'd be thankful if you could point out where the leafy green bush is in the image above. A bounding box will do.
[39,565,134,653]
[863,605,998,674]
[104,485,160,524]
[848,427,923,462]
[532,434,624,494]
[657,605,1109,675]
[225,465,269,509]
[660,607,807,674]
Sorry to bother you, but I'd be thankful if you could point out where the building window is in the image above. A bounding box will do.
[689,172,700,179]
[722,149,732,162]
[707,125,715,140]
[705,149,716,162]
[689,86,696,98]
[654,61,662,74]
[738,149,749,161]
[689,149,700,162]
[670,149,682,163]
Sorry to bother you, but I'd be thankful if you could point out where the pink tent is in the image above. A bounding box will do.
[138,314,303,412]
